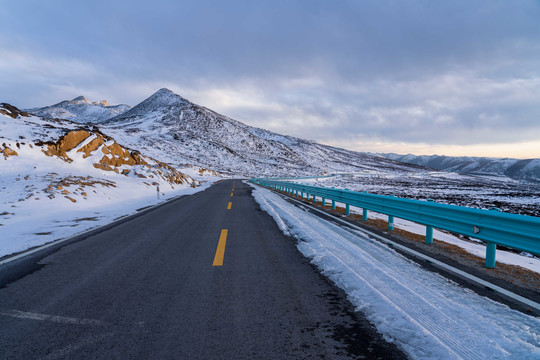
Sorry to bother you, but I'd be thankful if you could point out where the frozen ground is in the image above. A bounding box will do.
[251,184,540,360]
[296,172,540,217]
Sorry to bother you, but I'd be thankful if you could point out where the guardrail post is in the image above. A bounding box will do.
[332,200,336,210]
[322,197,326,207]
[362,208,368,221]
[313,195,316,203]
[388,215,394,231]
[485,242,497,268]
[346,204,350,215]
[426,226,433,244]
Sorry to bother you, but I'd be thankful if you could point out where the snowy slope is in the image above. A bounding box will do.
[0,103,221,257]
[382,153,540,183]
[27,96,131,124]
[100,88,425,177]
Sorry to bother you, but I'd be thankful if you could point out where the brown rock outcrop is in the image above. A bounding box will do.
[0,103,30,118]
[1,144,18,159]
[78,135,106,158]
[99,142,148,167]
[37,128,195,188]
[43,130,92,162]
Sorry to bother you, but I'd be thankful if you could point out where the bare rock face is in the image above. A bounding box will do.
[41,129,149,170]
[0,103,30,118]
[78,135,106,158]
[1,143,18,158]
[37,127,193,186]
[43,130,92,162]
[98,142,148,167]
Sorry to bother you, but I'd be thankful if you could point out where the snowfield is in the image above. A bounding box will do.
[284,174,540,271]
[291,172,540,217]
[0,107,224,258]
[251,184,540,360]
[0,156,218,258]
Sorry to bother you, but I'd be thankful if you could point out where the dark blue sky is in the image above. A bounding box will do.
[2,0,540,157]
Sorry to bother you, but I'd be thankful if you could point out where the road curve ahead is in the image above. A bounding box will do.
[0,179,405,359]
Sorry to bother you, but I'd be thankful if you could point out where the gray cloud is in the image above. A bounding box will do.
[1,0,540,157]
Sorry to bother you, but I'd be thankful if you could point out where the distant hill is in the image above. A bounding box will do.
[380,153,540,183]
[27,96,131,124]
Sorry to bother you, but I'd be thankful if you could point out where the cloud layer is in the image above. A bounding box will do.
[1,0,540,158]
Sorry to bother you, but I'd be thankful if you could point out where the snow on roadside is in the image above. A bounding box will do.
[0,155,219,258]
[251,184,540,360]
[337,204,540,273]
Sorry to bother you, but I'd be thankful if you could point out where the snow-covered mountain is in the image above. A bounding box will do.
[0,102,226,256]
[23,88,540,183]
[1,102,200,197]
[27,96,131,124]
[381,153,540,183]
[100,88,423,177]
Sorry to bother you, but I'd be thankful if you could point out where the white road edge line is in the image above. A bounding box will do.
[268,187,540,313]
[0,309,104,326]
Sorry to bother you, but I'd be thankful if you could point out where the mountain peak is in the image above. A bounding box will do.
[104,88,191,123]
[156,87,174,95]
[148,88,188,103]
[137,88,190,108]
[94,100,110,106]
[72,96,89,103]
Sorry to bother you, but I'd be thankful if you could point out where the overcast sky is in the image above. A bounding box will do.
[1,1,540,158]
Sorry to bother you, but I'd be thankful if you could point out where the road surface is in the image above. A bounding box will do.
[0,180,405,359]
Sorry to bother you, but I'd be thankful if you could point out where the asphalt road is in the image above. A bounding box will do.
[0,180,405,359]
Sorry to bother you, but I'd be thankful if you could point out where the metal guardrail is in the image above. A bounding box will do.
[251,178,540,268]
